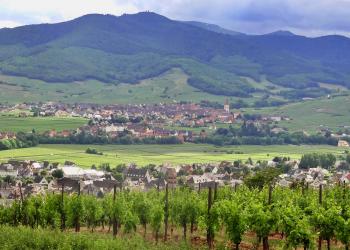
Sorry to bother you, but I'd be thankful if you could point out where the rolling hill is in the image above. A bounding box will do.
[0,11,350,101]
[245,94,350,133]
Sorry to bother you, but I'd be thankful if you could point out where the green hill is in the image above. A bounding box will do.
[0,68,237,104]
[248,95,350,133]
[0,12,350,101]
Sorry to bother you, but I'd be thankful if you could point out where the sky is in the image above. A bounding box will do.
[0,0,350,37]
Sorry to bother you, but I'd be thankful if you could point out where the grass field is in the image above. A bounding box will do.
[0,68,231,104]
[0,144,345,168]
[0,68,291,105]
[0,114,87,132]
[246,95,350,133]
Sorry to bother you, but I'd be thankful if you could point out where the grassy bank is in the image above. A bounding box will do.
[0,225,191,250]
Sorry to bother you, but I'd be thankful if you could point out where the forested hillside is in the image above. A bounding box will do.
[0,12,349,98]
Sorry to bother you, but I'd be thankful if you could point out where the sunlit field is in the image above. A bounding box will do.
[0,143,345,168]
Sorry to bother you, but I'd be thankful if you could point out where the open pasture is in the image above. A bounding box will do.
[0,143,345,168]
[247,95,350,133]
[0,114,87,132]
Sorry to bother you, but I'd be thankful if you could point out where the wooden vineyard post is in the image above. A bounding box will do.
[19,183,23,204]
[198,182,201,194]
[207,186,214,249]
[302,182,305,196]
[113,184,118,237]
[263,185,273,250]
[75,181,81,232]
[318,184,323,250]
[164,183,169,241]
[60,182,65,231]
[319,184,323,205]
[214,182,218,201]
[341,180,347,250]
[342,181,346,216]
[77,181,81,196]
[157,177,160,193]
[268,184,272,205]
[113,184,117,200]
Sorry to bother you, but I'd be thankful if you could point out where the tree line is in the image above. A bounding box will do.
[0,123,345,150]
[198,123,340,146]
[0,132,38,151]
[37,133,183,145]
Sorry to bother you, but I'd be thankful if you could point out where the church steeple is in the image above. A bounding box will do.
[224,98,230,113]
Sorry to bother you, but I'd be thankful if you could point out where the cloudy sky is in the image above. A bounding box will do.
[0,0,349,37]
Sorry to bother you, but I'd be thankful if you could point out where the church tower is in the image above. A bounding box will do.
[224,98,230,113]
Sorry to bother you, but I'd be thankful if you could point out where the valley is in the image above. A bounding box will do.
[0,9,350,250]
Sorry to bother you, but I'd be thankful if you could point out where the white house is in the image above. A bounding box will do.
[0,164,18,177]
[84,169,105,180]
[105,125,126,133]
[60,166,85,179]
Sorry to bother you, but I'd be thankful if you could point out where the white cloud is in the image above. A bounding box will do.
[0,0,140,23]
[0,20,23,28]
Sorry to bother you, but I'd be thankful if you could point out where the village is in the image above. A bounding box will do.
[3,101,350,144]
[1,102,350,201]
[0,101,294,141]
[1,154,350,203]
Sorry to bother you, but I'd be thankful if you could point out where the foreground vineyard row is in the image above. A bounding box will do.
[1,184,350,250]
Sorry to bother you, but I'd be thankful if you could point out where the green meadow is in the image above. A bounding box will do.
[0,68,286,105]
[0,144,345,168]
[0,114,87,132]
[246,94,350,133]
[0,69,229,104]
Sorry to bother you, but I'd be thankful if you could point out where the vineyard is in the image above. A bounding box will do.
[1,183,350,250]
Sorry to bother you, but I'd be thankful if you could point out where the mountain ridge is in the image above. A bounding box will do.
[0,11,349,99]
[1,12,347,39]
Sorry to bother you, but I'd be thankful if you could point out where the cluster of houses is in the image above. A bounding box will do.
[0,102,295,142]
[0,160,109,200]
[0,132,16,140]
[0,160,242,199]
[47,102,239,141]
[3,102,350,145]
[19,103,350,150]
[1,157,350,202]
[277,166,350,188]
[0,102,238,141]
[338,140,350,148]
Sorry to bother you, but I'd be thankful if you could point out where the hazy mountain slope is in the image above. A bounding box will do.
[0,12,349,98]
[0,68,231,104]
[183,21,244,36]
